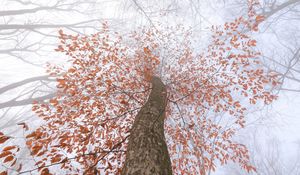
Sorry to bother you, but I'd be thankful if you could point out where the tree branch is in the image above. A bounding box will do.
[263,0,300,18]
[0,93,55,109]
[0,75,55,94]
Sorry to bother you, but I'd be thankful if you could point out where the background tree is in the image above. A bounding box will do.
[0,1,123,171]
[0,0,122,131]
[221,0,300,92]
[223,134,300,175]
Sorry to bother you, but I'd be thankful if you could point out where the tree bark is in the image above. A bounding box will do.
[121,76,172,175]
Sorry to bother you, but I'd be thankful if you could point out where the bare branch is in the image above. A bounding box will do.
[0,93,55,109]
[0,19,103,31]
[263,0,300,18]
[0,75,55,94]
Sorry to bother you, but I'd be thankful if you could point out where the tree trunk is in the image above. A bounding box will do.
[121,76,172,175]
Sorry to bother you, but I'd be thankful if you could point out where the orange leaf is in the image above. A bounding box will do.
[40,168,52,175]
[3,155,14,163]
[51,156,61,163]
[143,47,150,54]
[248,40,257,46]
[26,132,36,139]
[234,101,241,108]
[0,171,8,175]
[49,99,58,105]
[33,145,43,155]
[255,15,264,23]
[2,146,17,152]
[0,136,10,144]
[0,151,11,158]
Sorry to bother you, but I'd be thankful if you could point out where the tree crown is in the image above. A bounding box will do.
[0,1,280,174]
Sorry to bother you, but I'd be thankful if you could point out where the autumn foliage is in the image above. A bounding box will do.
[0,1,279,174]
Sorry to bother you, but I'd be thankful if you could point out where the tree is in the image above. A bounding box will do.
[121,76,172,175]
[0,1,280,174]
[0,1,119,169]
[221,0,300,93]
[223,134,300,175]
[0,0,120,132]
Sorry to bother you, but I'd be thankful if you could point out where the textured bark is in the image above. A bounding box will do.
[121,76,172,175]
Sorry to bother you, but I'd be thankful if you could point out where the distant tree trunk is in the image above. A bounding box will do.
[121,76,172,175]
